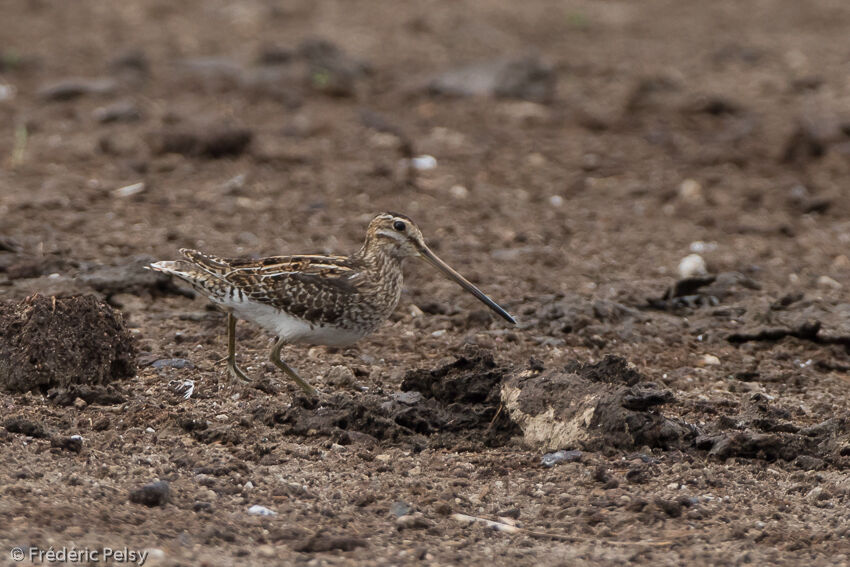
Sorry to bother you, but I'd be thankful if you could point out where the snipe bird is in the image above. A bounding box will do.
[150,212,516,396]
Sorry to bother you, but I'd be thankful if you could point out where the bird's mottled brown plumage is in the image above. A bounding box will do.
[150,212,514,395]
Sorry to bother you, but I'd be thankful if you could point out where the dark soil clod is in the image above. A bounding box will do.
[4,417,48,438]
[129,480,171,507]
[150,125,253,158]
[503,356,693,452]
[0,295,136,393]
[270,349,519,448]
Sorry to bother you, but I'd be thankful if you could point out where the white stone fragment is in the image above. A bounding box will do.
[678,254,708,278]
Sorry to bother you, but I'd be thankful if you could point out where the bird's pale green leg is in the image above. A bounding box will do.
[226,313,251,382]
[270,337,318,397]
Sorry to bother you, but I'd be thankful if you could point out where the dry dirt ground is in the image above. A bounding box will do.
[2,1,850,565]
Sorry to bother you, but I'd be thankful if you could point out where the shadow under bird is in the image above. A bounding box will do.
[150,212,516,396]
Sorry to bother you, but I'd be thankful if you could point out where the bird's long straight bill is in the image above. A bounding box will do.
[418,246,516,325]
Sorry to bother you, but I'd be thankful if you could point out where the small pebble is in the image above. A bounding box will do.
[699,354,721,366]
[449,184,469,199]
[689,241,717,253]
[326,365,355,387]
[541,450,582,467]
[92,100,141,123]
[247,505,276,516]
[0,82,15,102]
[112,182,146,198]
[410,155,437,170]
[549,195,564,207]
[396,513,433,530]
[817,275,842,289]
[678,253,708,278]
[678,178,704,204]
[390,501,414,517]
[151,358,195,369]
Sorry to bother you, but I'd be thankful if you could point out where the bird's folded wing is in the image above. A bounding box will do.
[180,249,360,323]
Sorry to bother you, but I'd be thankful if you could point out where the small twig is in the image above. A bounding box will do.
[451,513,675,547]
[11,123,27,166]
[486,402,504,432]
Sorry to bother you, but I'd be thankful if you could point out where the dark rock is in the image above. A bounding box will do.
[150,125,253,158]
[396,513,433,530]
[294,533,367,553]
[4,417,48,438]
[655,498,683,518]
[0,295,136,393]
[50,435,83,453]
[426,55,555,102]
[129,481,170,507]
[37,77,117,101]
[151,358,195,370]
[92,100,142,123]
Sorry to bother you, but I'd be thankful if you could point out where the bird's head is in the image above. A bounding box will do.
[363,212,516,325]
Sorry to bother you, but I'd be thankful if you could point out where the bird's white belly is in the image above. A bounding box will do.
[223,298,365,347]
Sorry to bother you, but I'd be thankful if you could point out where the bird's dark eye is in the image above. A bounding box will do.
[393,220,406,232]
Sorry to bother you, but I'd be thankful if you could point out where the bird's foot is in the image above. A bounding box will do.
[226,357,252,383]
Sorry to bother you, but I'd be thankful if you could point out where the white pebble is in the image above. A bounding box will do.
[700,354,721,366]
[247,505,276,516]
[449,184,469,199]
[549,195,564,207]
[0,82,15,102]
[678,254,708,278]
[678,179,704,204]
[689,241,717,253]
[145,427,155,434]
[410,155,437,170]
[112,182,145,198]
[817,275,842,289]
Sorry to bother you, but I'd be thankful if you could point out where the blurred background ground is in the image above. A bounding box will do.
[1,1,850,565]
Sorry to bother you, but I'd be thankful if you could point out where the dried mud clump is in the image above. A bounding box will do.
[502,355,694,453]
[0,294,136,393]
[268,349,519,448]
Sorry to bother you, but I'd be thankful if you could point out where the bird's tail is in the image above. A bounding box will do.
[148,260,225,299]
